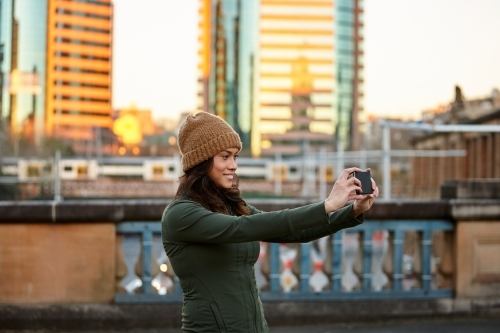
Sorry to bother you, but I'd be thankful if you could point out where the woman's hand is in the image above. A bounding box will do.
[352,173,379,217]
[324,167,364,213]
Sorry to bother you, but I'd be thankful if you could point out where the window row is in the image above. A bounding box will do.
[72,0,112,7]
[55,52,110,62]
[56,8,110,21]
[55,37,109,48]
[54,80,109,89]
[54,95,109,103]
[56,23,110,35]
[54,66,109,75]
[54,109,111,116]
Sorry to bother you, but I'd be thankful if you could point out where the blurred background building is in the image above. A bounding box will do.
[113,104,179,157]
[410,86,500,198]
[197,0,365,157]
[0,0,114,156]
[0,0,498,201]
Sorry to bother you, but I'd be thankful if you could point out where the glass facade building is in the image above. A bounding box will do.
[197,0,257,152]
[0,0,113,146]
[336,0,364,150]
[0,0,48,143]
[198,0,364,157]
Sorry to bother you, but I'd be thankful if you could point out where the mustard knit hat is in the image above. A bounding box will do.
[178,112,242,172]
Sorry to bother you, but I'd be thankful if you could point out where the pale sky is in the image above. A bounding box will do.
[112,0,500,122]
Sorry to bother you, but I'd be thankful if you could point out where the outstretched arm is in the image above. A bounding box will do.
[260,204,362,243]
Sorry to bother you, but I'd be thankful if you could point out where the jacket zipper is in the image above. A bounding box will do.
[245,241,259,332]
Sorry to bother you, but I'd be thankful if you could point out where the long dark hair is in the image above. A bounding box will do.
[175,158,250,216]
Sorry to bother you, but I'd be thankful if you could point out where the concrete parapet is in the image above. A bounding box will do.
[0,299,499,331]
[441,179,500,200]
[0,198,457,223]
[440,179,500,298]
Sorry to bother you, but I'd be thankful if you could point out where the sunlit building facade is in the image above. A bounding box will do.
[0,0,113,146]
[197,0,256,153]
[198,0,364,157]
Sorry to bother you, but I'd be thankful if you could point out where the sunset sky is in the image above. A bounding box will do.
[112,0,500,122]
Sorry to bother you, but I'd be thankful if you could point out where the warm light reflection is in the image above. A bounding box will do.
[160,264,168,273]
[113,114,142,145]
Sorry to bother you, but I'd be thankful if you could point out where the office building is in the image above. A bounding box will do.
[197,0,364,157]
[0,0,113,147]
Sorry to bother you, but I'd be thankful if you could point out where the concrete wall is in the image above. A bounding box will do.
[456,221,500,297]
[0,223,115,303]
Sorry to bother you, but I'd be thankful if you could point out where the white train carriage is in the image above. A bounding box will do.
[58,159,99,180]
[18,159,53,181]
[143,157,181,181]
[7,155,332,183]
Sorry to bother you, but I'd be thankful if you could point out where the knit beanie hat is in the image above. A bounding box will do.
[178,112,242,172]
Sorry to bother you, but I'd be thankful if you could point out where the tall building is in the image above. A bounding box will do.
[197,0,364,157]
[197,0,255,153]
[0,0,113,147]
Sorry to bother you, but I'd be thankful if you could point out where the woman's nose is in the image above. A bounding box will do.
[229,159,237,170]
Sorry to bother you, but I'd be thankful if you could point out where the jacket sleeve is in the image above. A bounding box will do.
[250,204,363,243]
[162,199,332,244]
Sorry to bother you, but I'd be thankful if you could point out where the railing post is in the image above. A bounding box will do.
[362,230,373,291]
[422,230,432,292]
[332,232,343,291]
[141,227,153,294]
[269,243,280,292]
[393,230,404,291]
[300,242,311,292]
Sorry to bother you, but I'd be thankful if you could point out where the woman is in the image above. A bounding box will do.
[162,112,379,332]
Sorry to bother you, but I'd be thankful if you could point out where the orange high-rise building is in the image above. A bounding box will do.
[0,0,113,145]
[46,0,114,140]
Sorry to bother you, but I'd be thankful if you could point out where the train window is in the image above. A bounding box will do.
[27,165,40,177]
[153,166,164,175]
[290,167,297,173]
[168,166,175,173]
[64,166,73,172]
[77,166,88,176]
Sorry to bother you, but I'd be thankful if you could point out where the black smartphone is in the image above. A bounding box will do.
[349,171,373,195]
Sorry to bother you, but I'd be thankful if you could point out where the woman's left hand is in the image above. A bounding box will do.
[352,175,379,217]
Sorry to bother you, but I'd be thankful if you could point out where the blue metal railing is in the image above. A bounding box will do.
[115,219,454,303]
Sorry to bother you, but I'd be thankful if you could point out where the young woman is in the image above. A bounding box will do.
[162,112,379,332]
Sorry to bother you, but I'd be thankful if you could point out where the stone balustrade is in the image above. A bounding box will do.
[0,180,499,305]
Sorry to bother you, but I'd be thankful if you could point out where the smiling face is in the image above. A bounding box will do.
[208,148,239,189]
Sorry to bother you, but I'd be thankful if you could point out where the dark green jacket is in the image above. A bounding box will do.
[161,200,363,332]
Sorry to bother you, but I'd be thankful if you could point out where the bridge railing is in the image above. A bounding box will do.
[115,219,454,303]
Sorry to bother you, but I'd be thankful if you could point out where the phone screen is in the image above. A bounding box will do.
[351,171,373,195]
